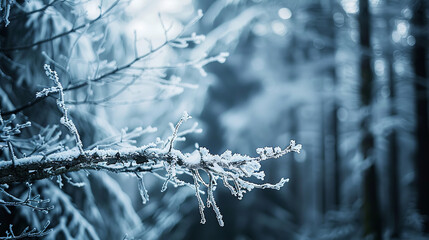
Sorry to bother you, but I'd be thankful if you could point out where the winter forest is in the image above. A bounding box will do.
[0,0,428,239]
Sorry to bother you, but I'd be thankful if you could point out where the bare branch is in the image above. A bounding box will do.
[0,221,51,240]
[0,0,120,52]
[0,183,52,213]
[8,0,62,21]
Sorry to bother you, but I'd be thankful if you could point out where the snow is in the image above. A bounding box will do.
[185,150,201,165]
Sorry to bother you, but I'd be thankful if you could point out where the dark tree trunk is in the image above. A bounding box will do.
[411,0,429,233]
[331,101,340,209]
[317,0,341,215]
[320,99,327,215]
[326,2,340,209]
[387,51,401,238]
[384,2,401,236]
[289,107,301,225]
[358,0,382,239]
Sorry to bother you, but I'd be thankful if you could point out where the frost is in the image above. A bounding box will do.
[0,113,31,165]
[290,140,302,153]
[191,32,206,44]
[137,174,149,204]
[215,52,229,63]
[0,0,306,237]
[192,52,230,76]
[39,65,84,153]
[154,115,302,226]
[0,0,12,27]
[169,33,206,48]
[265,147,274,155]
[186,150,201,165]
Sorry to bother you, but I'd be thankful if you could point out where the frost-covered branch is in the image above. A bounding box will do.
[0,113,31,166]
[37,64,84,154]
[0,113,301,226]
[0,183,52,213]
[0,114,31,145]
[0,183,52,239]
[0,221,51,239]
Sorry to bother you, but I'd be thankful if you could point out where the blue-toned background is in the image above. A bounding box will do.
[0,0,428,239]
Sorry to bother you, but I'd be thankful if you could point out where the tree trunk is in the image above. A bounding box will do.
[289,107,302,225]
[326,0,340,209]
[384,2,401,236]
[411,0,429,233]
[358,0,382,239]
[387,51,401,238]
[320,99,327,216]
[319,0,341,214]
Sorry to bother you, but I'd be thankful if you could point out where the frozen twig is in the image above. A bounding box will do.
[37,64,84,154]
[0,221,51,239]
[0,113,31,165]
[0,183,52,213]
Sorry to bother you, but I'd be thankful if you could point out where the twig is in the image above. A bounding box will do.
[8,0,61,21]
[0,0,120,52]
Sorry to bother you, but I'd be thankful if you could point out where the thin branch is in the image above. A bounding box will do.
[65,40,170,91]
[64,76,138,105]
[1,41,169,116]
[2,8,205,116]
[8,0,62,21]
[37,64,84,153]
[0,221,51,240]
[1,97,45,116]
[0,184,52,213]
[0,0,120,52]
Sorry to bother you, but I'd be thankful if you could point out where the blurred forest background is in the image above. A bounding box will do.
[0,0,428,239]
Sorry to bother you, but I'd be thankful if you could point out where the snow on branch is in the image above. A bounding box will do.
[191,52,229,77]
[0,112,301,226]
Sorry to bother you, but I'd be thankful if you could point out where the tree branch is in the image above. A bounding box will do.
[8,0,62,21]
[0,146,155,184]
[0,0,120,52]
[0,139,301,187]
[0,111,302,227]
[1,40,170,116]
